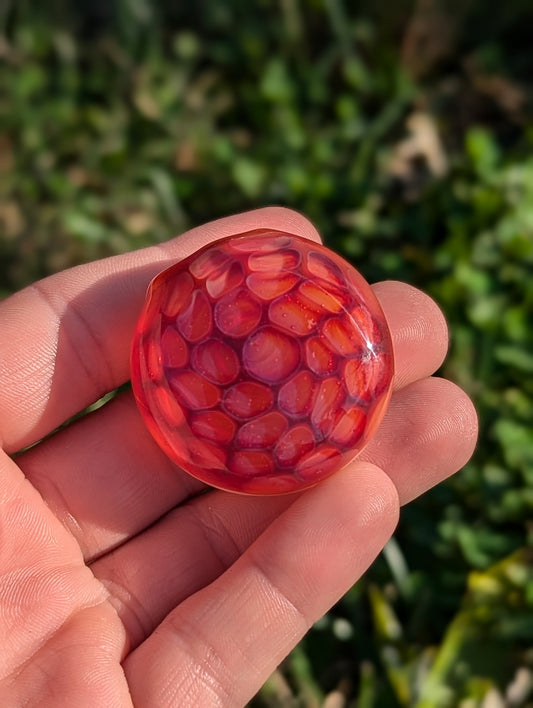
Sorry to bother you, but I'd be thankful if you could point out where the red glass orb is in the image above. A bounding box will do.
[131,230,394,494]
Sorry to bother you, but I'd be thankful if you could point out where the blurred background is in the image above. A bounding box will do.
[1,0,533,705]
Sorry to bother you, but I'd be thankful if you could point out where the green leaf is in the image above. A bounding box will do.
[495,345,533,372]
[63,211,108,243]
[231,158,266,198]
[260,59,294,103]
[466,127,500,178]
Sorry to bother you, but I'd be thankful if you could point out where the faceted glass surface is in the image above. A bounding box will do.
[131,229,394,494]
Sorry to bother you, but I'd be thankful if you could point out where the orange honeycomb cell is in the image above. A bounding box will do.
[278,370,316,417]
[223,381,274,419]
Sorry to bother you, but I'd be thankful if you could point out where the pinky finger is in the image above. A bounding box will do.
[123,463,399,707]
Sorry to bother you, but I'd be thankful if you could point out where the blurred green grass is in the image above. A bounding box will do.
[1,1,533,705]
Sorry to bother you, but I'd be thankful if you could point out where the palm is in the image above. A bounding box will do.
[0,475,128,704]
[0,209,477,707]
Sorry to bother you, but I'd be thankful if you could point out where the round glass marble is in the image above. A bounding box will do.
[131,229,394,494]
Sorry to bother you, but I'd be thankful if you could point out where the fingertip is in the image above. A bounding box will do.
[438,377,479,466]
[163,206,322,261]
[328,461,400,533]
[364,376,479,505]
[251,206,323,243]
[293,461,400,557]
[372,281,450,389]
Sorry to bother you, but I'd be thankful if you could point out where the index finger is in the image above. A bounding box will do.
[0,207,321,453]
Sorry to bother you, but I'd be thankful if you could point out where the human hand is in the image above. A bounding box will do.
[0,208,477,706]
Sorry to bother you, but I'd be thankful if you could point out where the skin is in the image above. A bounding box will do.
[0,207,478,706]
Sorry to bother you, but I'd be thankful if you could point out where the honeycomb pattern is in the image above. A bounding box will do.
[131,229,394,494]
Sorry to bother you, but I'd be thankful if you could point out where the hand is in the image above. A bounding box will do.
[0,208,477,706]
